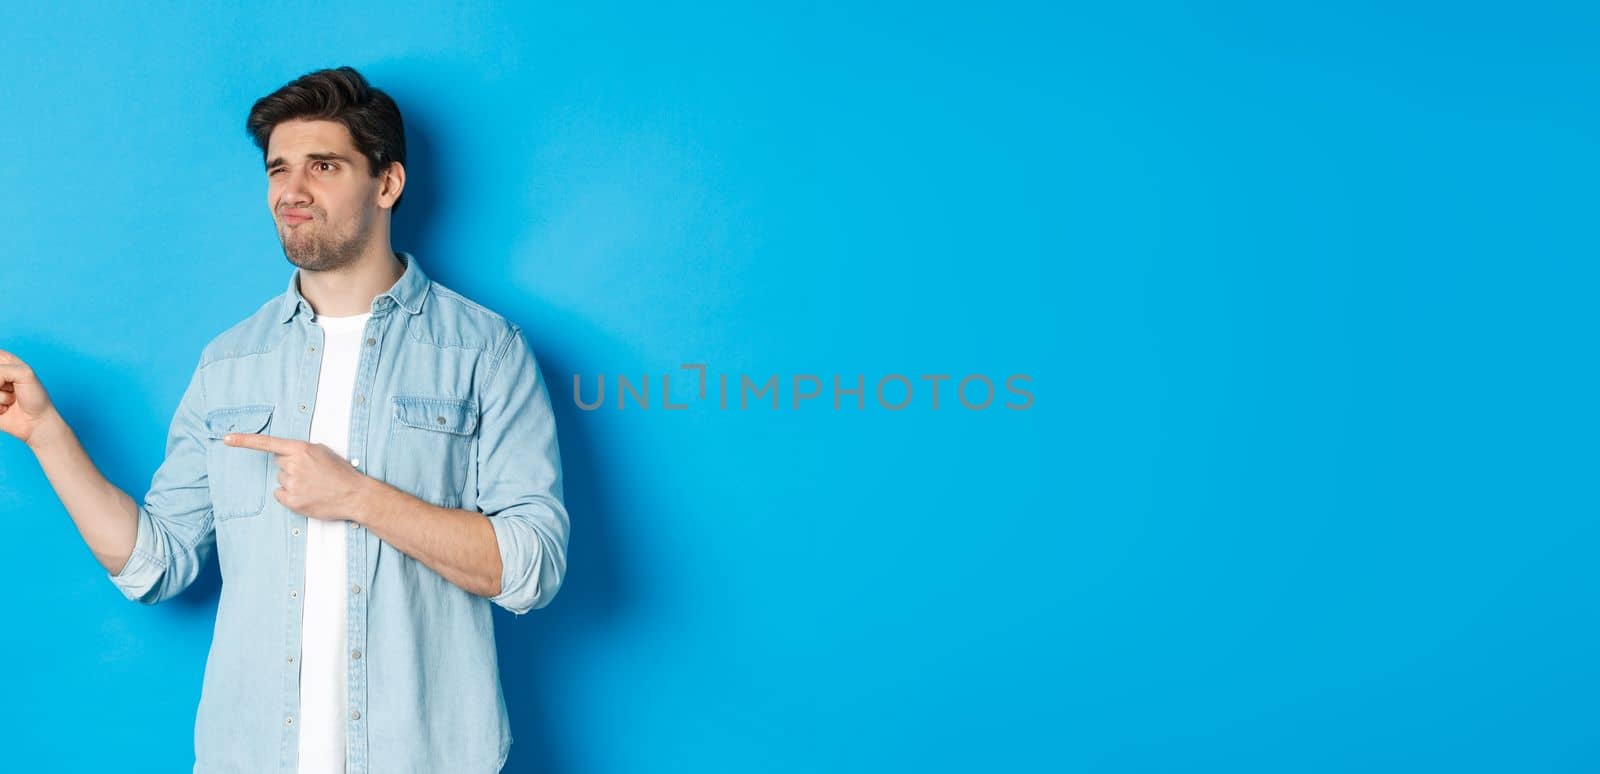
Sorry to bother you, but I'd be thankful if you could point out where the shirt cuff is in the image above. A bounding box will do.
[487,513,540,616]
[107,506,162,603]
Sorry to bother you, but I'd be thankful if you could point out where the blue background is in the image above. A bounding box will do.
[2,2,1596,771]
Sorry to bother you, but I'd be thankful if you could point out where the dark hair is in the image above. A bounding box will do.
[246,66,407,212]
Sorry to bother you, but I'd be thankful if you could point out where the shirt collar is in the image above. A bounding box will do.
[277,250,430,324]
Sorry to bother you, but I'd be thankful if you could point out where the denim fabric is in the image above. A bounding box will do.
[107,251,569,773]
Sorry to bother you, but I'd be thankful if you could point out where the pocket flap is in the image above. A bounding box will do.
[205,405,274,439]
[393,395,478,436]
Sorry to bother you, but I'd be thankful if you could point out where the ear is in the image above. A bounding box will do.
[377,160,406,210]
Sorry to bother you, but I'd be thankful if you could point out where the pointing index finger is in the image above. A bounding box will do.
[223,432,299,454]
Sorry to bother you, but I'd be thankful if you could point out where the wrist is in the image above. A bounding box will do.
[350,474,390,528]
[26,408,71,456]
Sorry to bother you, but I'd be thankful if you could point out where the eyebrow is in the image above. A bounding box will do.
[265,152,353,170]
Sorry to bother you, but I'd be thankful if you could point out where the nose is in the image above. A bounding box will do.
[278,167,312,211]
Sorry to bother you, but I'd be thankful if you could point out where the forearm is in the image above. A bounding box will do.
[27,410,141,575]
[350,476,503,598]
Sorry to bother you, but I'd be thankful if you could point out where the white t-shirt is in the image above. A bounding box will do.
[296,310,371,774]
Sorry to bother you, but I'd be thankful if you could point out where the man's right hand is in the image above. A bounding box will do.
[0,347,62,448]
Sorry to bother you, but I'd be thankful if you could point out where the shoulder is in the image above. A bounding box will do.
[197,293,290,367]
[413,280,520,355]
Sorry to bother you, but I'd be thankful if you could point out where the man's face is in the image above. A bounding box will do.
[265,119,382,272]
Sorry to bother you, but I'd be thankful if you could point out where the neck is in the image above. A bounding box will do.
[297,239,403,317]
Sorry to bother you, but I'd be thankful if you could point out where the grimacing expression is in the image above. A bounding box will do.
[265,119,384,272]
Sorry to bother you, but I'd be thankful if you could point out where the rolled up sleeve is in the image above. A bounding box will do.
[477,323,570,616]
[108,357,216,605]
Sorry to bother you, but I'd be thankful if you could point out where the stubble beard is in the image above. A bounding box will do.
[280,213,371,273]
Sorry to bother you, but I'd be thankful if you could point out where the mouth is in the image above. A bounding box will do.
[281,211,313,225]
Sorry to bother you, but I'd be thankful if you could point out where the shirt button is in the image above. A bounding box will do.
[350,710,361,720]
[436,416,447,425]
[286,716,295,726]
[287,655,295,663]
[290,589,299,598]
[308,346,316,353]
[351,457,361,468]
[366,338,376,346]
[291,527,301,536]
[298,404,307,412]
[351,584,362,594]
[355,394,365,405]
[351,650,361,660]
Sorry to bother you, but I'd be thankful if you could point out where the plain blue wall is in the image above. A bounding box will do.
[3,2,1597,771]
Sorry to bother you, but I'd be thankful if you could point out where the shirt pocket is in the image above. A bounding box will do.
[203,404,275,520]
[385,395,478,508]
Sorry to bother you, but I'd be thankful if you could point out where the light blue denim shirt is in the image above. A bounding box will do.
[107,251,569,773]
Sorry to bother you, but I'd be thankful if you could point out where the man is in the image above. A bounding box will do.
[0,66,568,773]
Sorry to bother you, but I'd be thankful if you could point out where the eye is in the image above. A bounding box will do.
[316,161,336,172]
[268,168,283,176]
